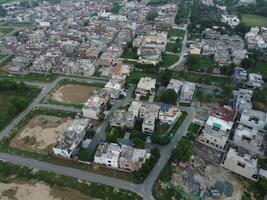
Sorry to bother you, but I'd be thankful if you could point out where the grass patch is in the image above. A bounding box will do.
[0,72,59,83]
[247,60,267,81]
[121,49,138,59]
[0,80,40,132]
[241,14,267,27]
[166,43,180,53]
[160,53,179,68]
[168,29,185,38]
[0,161,142,200]
[186,55,215,73]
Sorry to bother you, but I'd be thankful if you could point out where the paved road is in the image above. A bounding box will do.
[87,84,136,152]
[0,152,145,198]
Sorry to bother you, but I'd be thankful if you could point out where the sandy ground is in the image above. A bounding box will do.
[51,84,99,104]
[0,181,97,200]
[10,115,73,153]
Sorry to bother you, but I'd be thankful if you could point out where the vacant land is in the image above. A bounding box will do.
[241,14,267,27]
[10,115,72,153]
[0,80,40,132]
[0,181,97,200]
[51,84,99,104]
[0,27,14,38]
[161,53,179,68]
[186,54,215,73]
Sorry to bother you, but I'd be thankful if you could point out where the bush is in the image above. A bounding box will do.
[106,128,119,143]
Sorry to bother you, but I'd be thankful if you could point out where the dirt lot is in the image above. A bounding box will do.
[172,157,243,200]
[10,115,73,153]
[0,181,97,200]
[51,84,99,104]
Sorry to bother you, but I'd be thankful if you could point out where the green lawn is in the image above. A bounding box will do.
[121,49,138,59]
[241,14,267,27]
[0,27,14,34]
[247,60,267,81]
[186,55,215,73]
[166,43,180,53]
[126,70,158,84]
[168,29,185,38]
[160,53,179,68]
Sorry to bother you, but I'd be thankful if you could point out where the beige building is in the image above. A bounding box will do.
[222,148,259,181]
[119,145,151,171]
[135,77,156,101]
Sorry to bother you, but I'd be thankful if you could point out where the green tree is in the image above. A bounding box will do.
[106,128,119,143]
[159,69,172,86]
[171,137,192,163]
[160,89,178,104]
[132,137,145,149]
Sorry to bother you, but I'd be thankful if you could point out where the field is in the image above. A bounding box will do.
[10,114,72,153]
[0,80,40,132]
[241,14,267,27]
[0,27,14,38]
[0,181,95,200]
[51,84,99,104]
[161,53,179,68]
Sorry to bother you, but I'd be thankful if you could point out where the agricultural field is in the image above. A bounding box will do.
[241,14,267,27]
[9,114,73,153]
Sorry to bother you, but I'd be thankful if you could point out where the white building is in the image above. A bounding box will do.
[221,14,240,28]
[94,143,121,168]
[246,73,264,89]
[159,104,181,125]
[222,148,259,181]
[167,79,183,94]
[135,77,156,100]
[239,109,267,131]
[128,101,142,117]
[233,89,253,113]
[198,116,233,150]
[82,90,110,120]
[180,82,195,103]
[105,79,125,92]
[233,124,265,157]
[53,118,92,158]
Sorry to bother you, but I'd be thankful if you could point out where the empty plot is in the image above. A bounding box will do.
[10,115,73,153]
[0,181,96,200]
[51,84,99,104]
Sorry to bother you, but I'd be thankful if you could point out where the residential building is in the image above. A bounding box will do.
[128,101,142,117]
[110,109,136,129]
[159,104,181,125]
[142,116,156,134]
[239,109,267,131]
[135,77,156,100]
[82,90,110,120]
[139,103,160,134]
[53,118,93,158]
[233,89,253,113]
[233,124,265,157]
[222,148,259,181]
[180,82,195,103]
[167,79,183,94]
[94,143,121,168]
[198,116,233,150]
[221,14,240,28]
[246,73,264,89]
[105,79,125,93]
[119,145,151,171]
[232,67,247,86]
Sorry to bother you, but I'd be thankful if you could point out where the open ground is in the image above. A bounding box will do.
[10,115,73,153]
[0,181,97,200]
